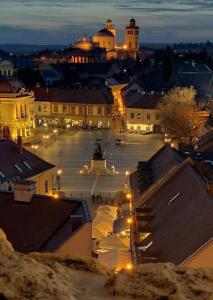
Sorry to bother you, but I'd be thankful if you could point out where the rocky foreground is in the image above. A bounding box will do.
[1,230,213,300]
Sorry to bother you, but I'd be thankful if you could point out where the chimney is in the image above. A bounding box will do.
[14,180,36,203]
[17,136,23,154]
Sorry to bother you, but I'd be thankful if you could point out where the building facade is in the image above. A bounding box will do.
[69,18,140,62]
[123,92,161,132]
[0,79,35,140]
[34,87,114,128]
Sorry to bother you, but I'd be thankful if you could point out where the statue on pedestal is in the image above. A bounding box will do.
[93,143,104,160]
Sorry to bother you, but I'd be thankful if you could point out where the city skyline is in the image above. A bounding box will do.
[0,0,212,44]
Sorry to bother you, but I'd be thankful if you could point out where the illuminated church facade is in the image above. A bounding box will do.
[67,18,139,63]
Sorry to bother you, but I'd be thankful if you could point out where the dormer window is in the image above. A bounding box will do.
[23,161,31,170]
[0,171,5,178]
[14,164,22,173]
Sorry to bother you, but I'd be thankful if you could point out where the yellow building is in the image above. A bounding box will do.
[123,92,161,132]
[71,18,140,62]
[0,79,35,140]
[33,87,114,128]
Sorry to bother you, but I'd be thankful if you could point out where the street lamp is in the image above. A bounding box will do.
[125,171,130,184]
[43,135,49,149]
[53,129,58,141]
[56,169,62,190]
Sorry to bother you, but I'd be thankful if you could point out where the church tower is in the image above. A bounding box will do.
[105,19,116,42]
[125,18,139,59]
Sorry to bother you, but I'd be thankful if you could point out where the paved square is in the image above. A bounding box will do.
[35,129,163,197]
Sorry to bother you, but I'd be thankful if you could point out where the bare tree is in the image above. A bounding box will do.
[158,87,207,144]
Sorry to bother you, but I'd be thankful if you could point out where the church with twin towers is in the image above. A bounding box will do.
[68,18,139,63]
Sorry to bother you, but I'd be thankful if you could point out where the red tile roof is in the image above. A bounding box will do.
[0,140,54,180]
[33,87,114,105]
[0,192,82,253]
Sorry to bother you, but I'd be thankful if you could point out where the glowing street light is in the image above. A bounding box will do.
[126,263,133,271]
[127,217,133,225]
[56,169,62,190]
[53,129,58,141]
[43,135,49,149]
[125,170,130,184]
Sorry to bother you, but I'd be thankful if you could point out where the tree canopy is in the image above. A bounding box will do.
[158,86,206,144]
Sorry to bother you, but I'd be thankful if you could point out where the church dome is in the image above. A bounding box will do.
[94,29,114,37]
[0,78,25,93]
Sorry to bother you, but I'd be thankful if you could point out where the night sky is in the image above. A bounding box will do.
[0,0,213,44]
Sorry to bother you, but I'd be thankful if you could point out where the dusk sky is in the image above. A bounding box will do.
[0,0,213,44]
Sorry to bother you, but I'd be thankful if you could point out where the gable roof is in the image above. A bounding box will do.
[136,161,213,265]
[130,144,184,198]
[0,140,54,180]
[0,192,86,253]
[123,92,161,109]
[33,87,114,105]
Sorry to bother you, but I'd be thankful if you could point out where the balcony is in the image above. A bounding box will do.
[136,215,154,222]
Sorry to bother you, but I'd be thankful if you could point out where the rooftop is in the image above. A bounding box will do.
[33,87,114,105]
[136,160,213,265]
[0,191,88,253]
[0,140,54,180]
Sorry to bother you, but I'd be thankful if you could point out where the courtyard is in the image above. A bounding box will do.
[35,129,163,198]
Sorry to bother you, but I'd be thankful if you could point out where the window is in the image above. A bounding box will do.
[44,105,47,112]
[79,107,83,115]
[107,107,111,115]
[129,42,132,49]
[147,114,151,120]
[38,106,41,112]
[130,113,134,119]
[63,105,67,114]
[23,161,31,170]
[88,106,93,115]
[14,164,22,173]
[45,180,48,194]
[53,105,58,113]
[98,107,102,115]
[137,126,141,130]
[137,113,141,119]
[71,107,75,115]
[156,114,160,120]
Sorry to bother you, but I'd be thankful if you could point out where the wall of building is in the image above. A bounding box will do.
[182,241,213,268]
[35,101,113,128]
[56,222,92,258]
[29,169,54,196]
[0,93,35,139]
[125,108,160,132]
